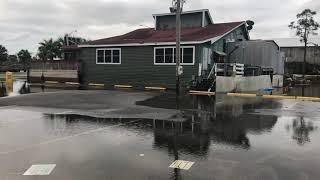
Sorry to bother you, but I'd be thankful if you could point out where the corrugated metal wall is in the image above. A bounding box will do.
[281,47,320,64]
[227,40,284,74]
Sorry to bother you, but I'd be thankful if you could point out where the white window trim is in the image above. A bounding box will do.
[154,46,195,65]
[96,48,121,65]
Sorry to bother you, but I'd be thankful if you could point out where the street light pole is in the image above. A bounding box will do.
[175,0,181,95]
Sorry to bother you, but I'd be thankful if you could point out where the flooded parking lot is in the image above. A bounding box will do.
[0,88,320,180]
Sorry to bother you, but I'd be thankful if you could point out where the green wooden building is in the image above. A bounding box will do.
[73,9,250,89]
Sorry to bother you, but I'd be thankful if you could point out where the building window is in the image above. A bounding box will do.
[96,48,121,64]
[154,46,195,65]
[155,48,164,63]
[183,48,194,64]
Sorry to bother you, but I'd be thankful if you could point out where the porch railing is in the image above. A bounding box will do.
[215,63,244,76]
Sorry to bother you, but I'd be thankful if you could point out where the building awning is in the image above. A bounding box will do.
[214,50,227,56]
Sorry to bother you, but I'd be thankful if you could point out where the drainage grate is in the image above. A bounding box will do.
[169,160,194,170]
[23,164,56,176]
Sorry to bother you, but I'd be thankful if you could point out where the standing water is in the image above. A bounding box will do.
[0,80,30,97]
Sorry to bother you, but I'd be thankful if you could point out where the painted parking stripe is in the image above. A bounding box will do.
[45,81,59,84]
[65,82,80,85]
[169,160,194,170]
[114,85,133,88]
[88,83,105,87]
[23,164,56,176]
[145,87,167,90]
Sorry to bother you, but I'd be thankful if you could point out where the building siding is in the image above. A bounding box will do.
[212,25,247,53]
[227,41,284,75]
[156,12,203,30]
[281,47,320,74]
[80,45,201,88]
[281,47,320,64]
[204,13,211,27]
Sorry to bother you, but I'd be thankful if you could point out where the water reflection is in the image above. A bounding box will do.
[32,93,320,179]
[0,80,30,97]
[286,117,318,145]
[0,82,6,97]
[47,95,279,159]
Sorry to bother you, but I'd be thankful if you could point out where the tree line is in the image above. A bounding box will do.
[0,34,86,72]
[0,45,32,71]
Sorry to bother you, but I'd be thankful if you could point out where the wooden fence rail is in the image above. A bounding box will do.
[31,60,80,70]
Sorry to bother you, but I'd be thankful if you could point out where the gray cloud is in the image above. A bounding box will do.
[0,0,319,54]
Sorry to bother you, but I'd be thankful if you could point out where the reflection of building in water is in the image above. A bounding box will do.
[0,81,30,97]
[18,81,31,95]
[45,95,278,157]
[0,82,7,97]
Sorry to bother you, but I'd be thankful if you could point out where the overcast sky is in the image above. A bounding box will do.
[0,0,319,55]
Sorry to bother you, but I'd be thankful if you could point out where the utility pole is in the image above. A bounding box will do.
[175,0,181,95]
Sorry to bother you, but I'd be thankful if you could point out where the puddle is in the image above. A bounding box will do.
[0,80,30,97]
[0,93,320,179]
[1,83,320,179]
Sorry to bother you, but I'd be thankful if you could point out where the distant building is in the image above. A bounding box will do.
[274,38,320,74]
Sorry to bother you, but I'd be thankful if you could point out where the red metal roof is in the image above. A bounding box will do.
[87,21,245,45]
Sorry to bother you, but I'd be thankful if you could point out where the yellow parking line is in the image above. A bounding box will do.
[227,93,257,97]
[88,83,105,87]
[114,85,133,88]
[262,95,296,99]
[227,93,320,102]
[189,91,215,96]
[65,82,80,85]
[45,81,59,84]
[145,87,167,90]
[296,96,320,101]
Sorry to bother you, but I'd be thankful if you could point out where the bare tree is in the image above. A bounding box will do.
[289,9,319,78]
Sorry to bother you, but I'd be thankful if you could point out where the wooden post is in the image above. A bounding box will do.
[175,0,181,95]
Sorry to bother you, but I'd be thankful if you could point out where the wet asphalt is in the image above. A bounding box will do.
[0,88,320,180]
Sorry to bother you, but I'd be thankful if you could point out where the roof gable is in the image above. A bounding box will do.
[152,9,213,26]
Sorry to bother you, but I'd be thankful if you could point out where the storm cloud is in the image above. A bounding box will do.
[0,0,319,54]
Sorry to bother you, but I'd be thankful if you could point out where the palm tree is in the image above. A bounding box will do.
[38,38,63,61]
[17,49,32,70]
